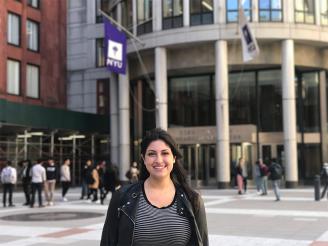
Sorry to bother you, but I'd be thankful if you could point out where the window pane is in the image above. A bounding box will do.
[27,20,39,51]
[227,0,238,9]
[7,60,20,95]
[258,70,282,131]
[243,0,251,9]
[8,13,20,45]
[259,0,270,9]
[173,0,183,15]
[272,0,282,9]
[26,65,39,98]
[271,11,282,21]
[322,1,328,14]
[295,0,304,11]
[202,0,213,12]
[28,0,39,8]
[191,0,201,14]
[259,11,270,21]
[163,0,173,17]
[96,38,105,67]
[304,0,314,12]
[227,11,238,22]
[295,12,304,22]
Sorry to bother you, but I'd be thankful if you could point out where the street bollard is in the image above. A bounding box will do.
[314,175,321,201]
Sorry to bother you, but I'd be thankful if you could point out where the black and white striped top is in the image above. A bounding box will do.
[133,186,192,246]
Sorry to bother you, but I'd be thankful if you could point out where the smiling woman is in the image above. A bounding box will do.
[101,128,208,246]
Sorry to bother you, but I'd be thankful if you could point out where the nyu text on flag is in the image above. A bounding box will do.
[238,5,259,62]
[104,18,127,74]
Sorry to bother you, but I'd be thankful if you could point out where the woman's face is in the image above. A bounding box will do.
[143,140,176,180]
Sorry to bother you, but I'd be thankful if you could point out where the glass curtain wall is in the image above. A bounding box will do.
[258,70,283,131]
[163,0,183,29]
[168,75,215,126]
[258,0,283,22]
[137,0,153,35]
[295,0,315,24]
[227,0,252,22]
[229,72,256,124]
[190,0,213,26]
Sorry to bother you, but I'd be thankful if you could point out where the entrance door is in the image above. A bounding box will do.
[179,144,216,187]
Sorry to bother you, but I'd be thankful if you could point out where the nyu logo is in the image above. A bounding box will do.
[107,40,123,68]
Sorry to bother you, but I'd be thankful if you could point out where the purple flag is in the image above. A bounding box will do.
[104,18,127,74]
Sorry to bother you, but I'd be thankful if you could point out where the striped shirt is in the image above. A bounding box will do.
[133,186,192,246]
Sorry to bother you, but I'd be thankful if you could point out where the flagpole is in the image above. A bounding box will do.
[99,9,145,46]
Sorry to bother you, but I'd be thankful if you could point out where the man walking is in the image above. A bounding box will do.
[268,158,283,201]
[0,160,17,207]
[60,158,71,202]
[30,159,46,208]
[321,163,328,199]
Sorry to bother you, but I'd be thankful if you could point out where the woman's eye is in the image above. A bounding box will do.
[148,152,156,156]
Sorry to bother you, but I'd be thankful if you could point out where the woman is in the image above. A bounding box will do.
[60,158,71,202]
[235,158,245,195]
[101,128,208,246]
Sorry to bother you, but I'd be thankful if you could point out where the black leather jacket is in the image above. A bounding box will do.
[100,182,208,246]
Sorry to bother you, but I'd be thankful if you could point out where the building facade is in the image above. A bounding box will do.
[67,0,328,187]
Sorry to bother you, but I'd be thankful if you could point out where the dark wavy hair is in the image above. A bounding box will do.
[139,128,199,211]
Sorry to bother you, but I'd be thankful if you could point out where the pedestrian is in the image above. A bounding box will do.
[100,162,120,205]
[20,159,32,205]
[254,160,262,194]
[125,161,140,183]
[44,158,57,206]
[268,158,283,201]
[0,160,17,207]
[235,158,246,194]
[80,159,93,200]
[101,128,208,246]
[30,159,46,208]
[89,163,99,203]
[60,158,71,202]
[259,158,269,195]
[320,163,328,199]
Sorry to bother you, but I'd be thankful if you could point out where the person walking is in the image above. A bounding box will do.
[80,159,92,200]
[101,128,208,246]
[125,161,140,183]
[89,163,99,203]
[20,160,32,205]
[268,158,283,201]
[30,159,46,208]
[60,158,71,202]
[235,158,246,195]
[254,160,263,194]
[44,158,57,206]
[259,159,269,195]
[320,163,328,199]
[1,160,17,207]
[100,162,119,205]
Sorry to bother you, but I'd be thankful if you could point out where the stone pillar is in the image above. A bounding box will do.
[282,39,298,188]
[110,73,119,167]
[153,0,162,31]
[284,0,294,23]
[132,0,137,35]
[320,71,328,162]
[215,40,230,188]
[183,0,190,27]
[155,47,168,130]
[118,66,130,181]
[252,0,258,22]
[218,0,226,24]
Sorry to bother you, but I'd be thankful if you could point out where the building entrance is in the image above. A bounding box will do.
[179,144,216,187]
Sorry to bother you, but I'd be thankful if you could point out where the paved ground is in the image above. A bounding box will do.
[0,186,327,246]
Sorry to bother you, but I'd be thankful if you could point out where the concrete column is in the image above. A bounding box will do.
[117,2,122,23]
[215,40,230,189]
[155,47,168,130]
[320,71,328,162]
[109,73,119,165]
[183,0,190,27]
[218,0,226,24]
[153,0,162,31]
[118,68,130,181]
[282,39,298,188]
[315,0,320,26]
[213,0,220,24]
[132,0,137,35]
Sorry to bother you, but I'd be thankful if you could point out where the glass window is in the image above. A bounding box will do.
[137,0,153,35]
[96,0,103,23]
[7,13,20,46]
[96,0,118,23]
[163,0,183,29]
[27,20,39,51]
[122,0,133,31]
[168,75,215,126]
[96,38,105,67]
[190,0,213,26]
[27,0,40,8]
[229,72,256,124]
[227,0,252,23]
[295,0,315,24]
[297,72,320,132]
[26,64,39,98]
[259,0,282,22]
[321,0,328,25]
[258,70,283,131]
[300,144,321,180]
[7,59,20,95]
[97,79,109,115]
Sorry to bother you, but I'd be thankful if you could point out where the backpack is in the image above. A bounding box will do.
[260,165,268,177]
[270,163,282,180]
[85,168,95,185]
[1,167,14,184]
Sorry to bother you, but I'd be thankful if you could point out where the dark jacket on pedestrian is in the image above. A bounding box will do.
[100,182,208,246]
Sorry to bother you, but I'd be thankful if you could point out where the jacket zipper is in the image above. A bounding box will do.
[120,208,135,246]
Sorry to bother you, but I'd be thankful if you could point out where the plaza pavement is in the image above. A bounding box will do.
[0,186,327,246]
